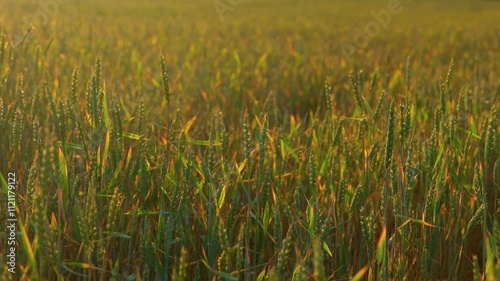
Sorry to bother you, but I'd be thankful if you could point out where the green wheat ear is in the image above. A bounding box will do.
[336,175,346,214]
[325,80,333,114]
[446,58,454,90]
[12,109,23,154]
[484,109,497,165]
[0,34,5,65]
[405,56,411,91]
[160,54,170,104]
[374,90,386,121]
[313,236,326,281]
[242,112,252,163]
[33,148,58,271]
[291,257,308,281]
[178,247,189,281]
[0,98,3,128]
[360,208,375,259]
[236,224,245,276]
[472,164,483,204]
[350,72,364,110]
[277,226,293,276]
[332,116,344,147]
[70,67,79,107]
[106,187,122,232]
[385,102,395,170]
[217,218,230,272]
[464,204,485,240]
[472,255,482,281]
[370,72,378,94]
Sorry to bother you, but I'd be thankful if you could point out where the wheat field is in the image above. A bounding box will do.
[0,0,499,280]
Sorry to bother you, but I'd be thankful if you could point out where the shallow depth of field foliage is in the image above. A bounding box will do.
[0,0,499,280]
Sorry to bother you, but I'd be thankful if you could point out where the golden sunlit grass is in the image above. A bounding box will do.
[0,0,498,280]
